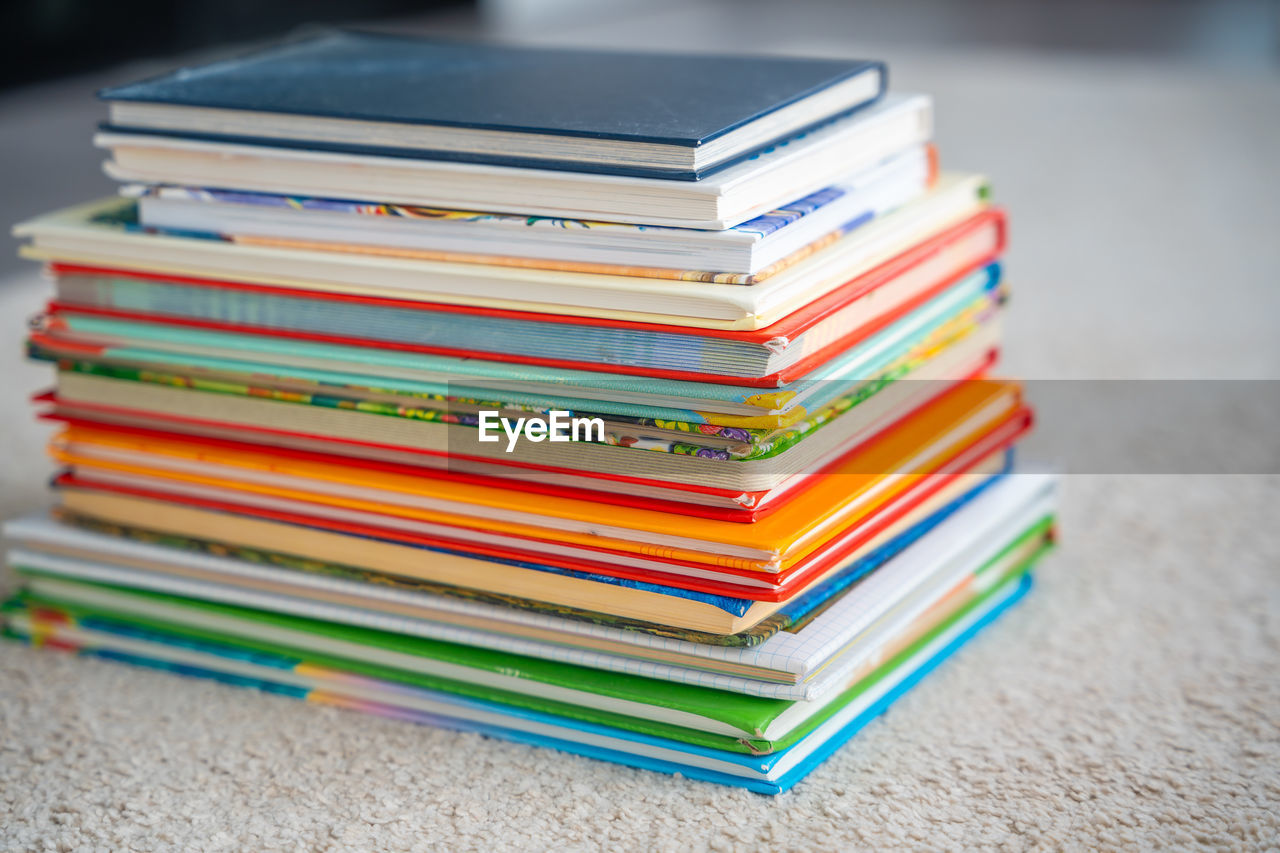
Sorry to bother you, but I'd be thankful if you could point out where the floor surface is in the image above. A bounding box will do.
[2,4,1278,849]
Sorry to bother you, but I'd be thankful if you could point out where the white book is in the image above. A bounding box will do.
[5,574,1025,778]
[4,576,1027,792]
[97,95,933,231]
[3,472,1056,701]
[131,145,931,277]
[15,173,987,329]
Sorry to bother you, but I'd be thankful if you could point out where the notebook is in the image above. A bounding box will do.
[98,31,887,180]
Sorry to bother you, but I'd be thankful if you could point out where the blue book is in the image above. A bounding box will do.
[3,572,1034,795]
[98,31,886,179]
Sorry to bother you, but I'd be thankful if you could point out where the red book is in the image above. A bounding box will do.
[45,209,1005,388]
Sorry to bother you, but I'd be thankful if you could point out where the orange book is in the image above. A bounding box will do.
[52,380,1022,572]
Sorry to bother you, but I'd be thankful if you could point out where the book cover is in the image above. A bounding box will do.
[7,545,1043,757]
[14,173,984,327]
[2,473,1057,695]
[1,572,1035,794]
[47,379,1025,568]
[33,271,1002,434]
[41,207,1004,390]
[97,31,886,179]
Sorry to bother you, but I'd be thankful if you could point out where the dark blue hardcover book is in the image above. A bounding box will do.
[98,31,886,180]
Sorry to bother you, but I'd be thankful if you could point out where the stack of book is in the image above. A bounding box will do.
[4,32,1056,794]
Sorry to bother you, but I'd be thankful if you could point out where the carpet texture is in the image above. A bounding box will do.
[2,475,1278,850]
[2,6,1279,849]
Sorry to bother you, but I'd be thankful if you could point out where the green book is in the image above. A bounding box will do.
[5,519,1052,755]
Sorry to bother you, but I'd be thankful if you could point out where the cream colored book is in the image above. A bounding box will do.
[97,95,930,230]
[15,174,987,329]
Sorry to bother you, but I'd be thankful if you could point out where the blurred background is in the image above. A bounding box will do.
[1,0,1278,515]
[2,0,1277,271]
[1,5,1277,845]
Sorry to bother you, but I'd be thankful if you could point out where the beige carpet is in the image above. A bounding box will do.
[3,6,1279,849]
[2,475,1278,849]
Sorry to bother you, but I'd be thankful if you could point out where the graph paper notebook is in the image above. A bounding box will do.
[2,472,1057,698]
[97,31,886,180]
